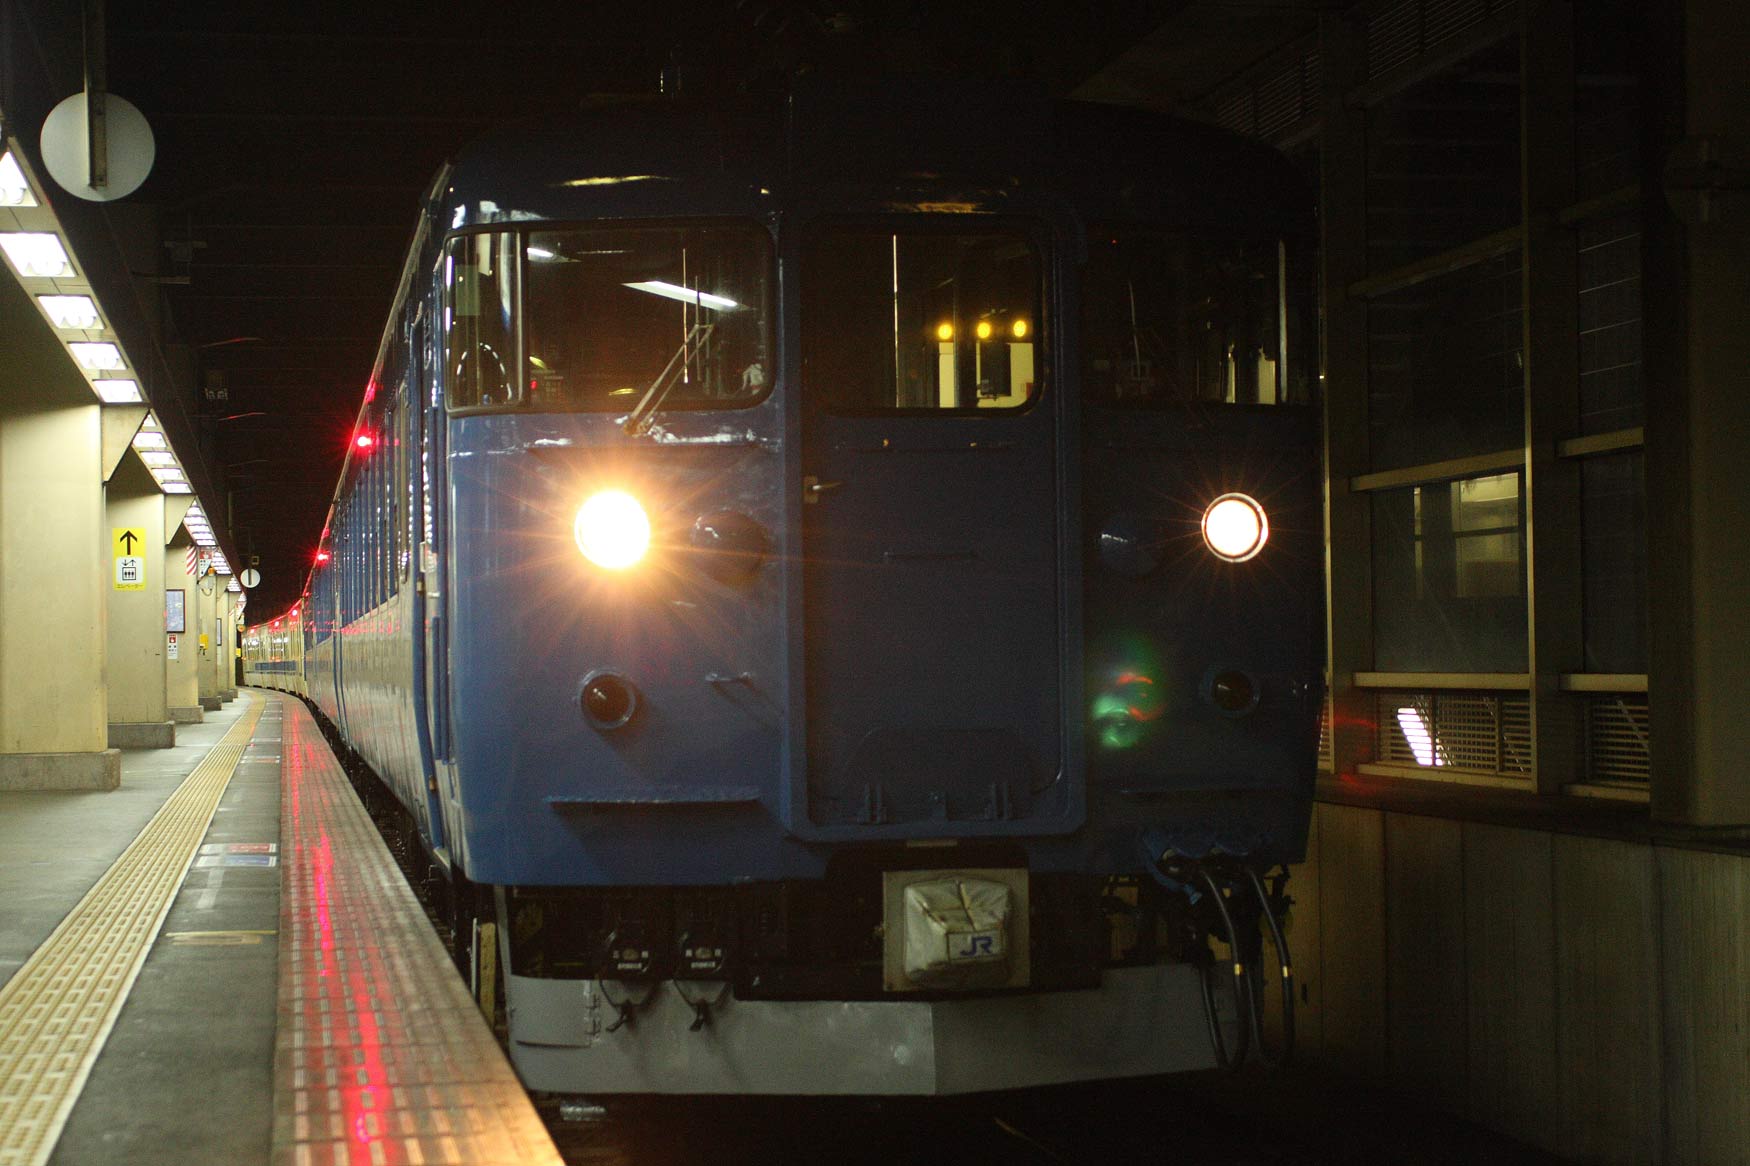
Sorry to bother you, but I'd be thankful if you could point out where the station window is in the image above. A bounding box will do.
[1372,470,1528,673]
[803,228,1041,411]
[1080,233,1307,407]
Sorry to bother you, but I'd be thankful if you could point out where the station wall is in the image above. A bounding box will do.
[1286,800,1749,1164]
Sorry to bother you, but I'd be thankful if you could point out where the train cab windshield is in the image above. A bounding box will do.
[1081,233,1314,407]
[443,224,771,412]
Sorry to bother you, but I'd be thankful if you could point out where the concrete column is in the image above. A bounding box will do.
[220,585,239,701]
[1646,0,1750,825]
[104,455,174,748]
[195,570,221,711]
[164,533,202,723]
[0,405,119,789]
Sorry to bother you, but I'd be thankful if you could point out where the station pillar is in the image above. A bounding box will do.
[1646,0,1750,826]
[195,572,221,711]
[220,585,239,701]
[104,456,174,748]
[0,323,118,787]
[164,532,202,723]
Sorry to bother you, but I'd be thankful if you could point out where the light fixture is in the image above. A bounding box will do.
[0,232,73,277]
[1011,319,1029,339]
[935,322,954,341]
[0,151,36,207]
[622,280,740,312]
[975,320,993,340]
[38,294,100,329]
[1396,706,1442,767]
[1201,493,1269,562]
[94,378,142,403]
[151,465,188,485]
[160,481,192,494]
[573,489,651,569]
[69,342,125,371]
[132,430,167,450]
[137,450,176,467]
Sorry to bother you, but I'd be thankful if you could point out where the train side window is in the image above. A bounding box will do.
[1081,233,1312,407]
[444,232,521,408]
[803,228,1041,411]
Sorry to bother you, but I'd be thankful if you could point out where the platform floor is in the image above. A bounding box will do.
[0,690,561,1166]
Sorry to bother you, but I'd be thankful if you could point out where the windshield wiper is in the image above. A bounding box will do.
[622,322,715,436]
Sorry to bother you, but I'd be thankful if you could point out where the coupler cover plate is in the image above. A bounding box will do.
[882,868,1030,992]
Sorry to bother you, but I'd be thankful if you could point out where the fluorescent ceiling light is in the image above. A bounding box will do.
[94,378,142,403]
[151,466,188,485]
[132,430,167,450]
[137,450,177,467]
[38,294,100,329]
[527,245,556,259]
[142,412,161,430]
[0,232,73,277]
[70,342,125,371]
[161,481,192,494]
[0,151,36,207]
[622,281,740,312]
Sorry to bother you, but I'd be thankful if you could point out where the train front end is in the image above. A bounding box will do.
[433,95,1323,1095]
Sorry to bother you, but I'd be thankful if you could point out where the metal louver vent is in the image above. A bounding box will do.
[1366,0,1512,81]
[1587,694,1650,784]
[1376,690,1533,777]
[1317,695,1333,771]
[1212,46,1322,142]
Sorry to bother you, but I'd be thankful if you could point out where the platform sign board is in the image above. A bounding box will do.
[113,527,146,591]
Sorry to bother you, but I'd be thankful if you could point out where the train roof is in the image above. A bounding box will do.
[439,79,1310,236]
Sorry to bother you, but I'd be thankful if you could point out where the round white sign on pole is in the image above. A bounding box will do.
[40,92,155,201]
[239,567,262,589]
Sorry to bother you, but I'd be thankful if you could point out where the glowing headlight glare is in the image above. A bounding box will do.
[1202,493,1268,562]
[573,490,651,569]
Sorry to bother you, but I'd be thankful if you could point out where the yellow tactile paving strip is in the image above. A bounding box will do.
[271,694,562,1166]
[0,695,264,1166]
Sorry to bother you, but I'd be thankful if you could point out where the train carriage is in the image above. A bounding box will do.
[247,78,1324,1096]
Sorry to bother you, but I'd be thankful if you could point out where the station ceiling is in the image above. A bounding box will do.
[4,0,1313,617]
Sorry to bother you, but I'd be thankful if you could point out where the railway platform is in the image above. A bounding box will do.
[0,689,562,1166]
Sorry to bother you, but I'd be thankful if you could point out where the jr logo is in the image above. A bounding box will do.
[952,932,999,960]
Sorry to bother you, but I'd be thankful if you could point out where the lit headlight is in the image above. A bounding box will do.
[574,490,651,569]
[1202,493,1268,562]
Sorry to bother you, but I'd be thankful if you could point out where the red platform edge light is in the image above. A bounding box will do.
[315,550,331,564]
[354,432,375,451]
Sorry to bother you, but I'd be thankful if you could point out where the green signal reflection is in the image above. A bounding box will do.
[1090,639,1169,750]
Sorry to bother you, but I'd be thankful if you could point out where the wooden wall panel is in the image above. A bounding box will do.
[1658,847,1750,1165]
[1554,834,1663,1164]
[1463,823,1559,1153]
[1384,813,1468,1111]
[1315,803,1387,1076]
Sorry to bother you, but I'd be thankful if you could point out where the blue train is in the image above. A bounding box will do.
[243,79,1323,1095]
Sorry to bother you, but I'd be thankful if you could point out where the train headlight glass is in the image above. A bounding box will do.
[1201,493,1268,562]
[574,490,651,569]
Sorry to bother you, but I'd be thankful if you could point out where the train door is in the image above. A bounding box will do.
[797,222,1077,833]
[421,263,461,842]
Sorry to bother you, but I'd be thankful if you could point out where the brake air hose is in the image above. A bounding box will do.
[1196,866,1251,1071]
[1241,864,1295,1068]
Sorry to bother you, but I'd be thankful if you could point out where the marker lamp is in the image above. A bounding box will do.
[1202,493,1268,562]
[574,490,651,569]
